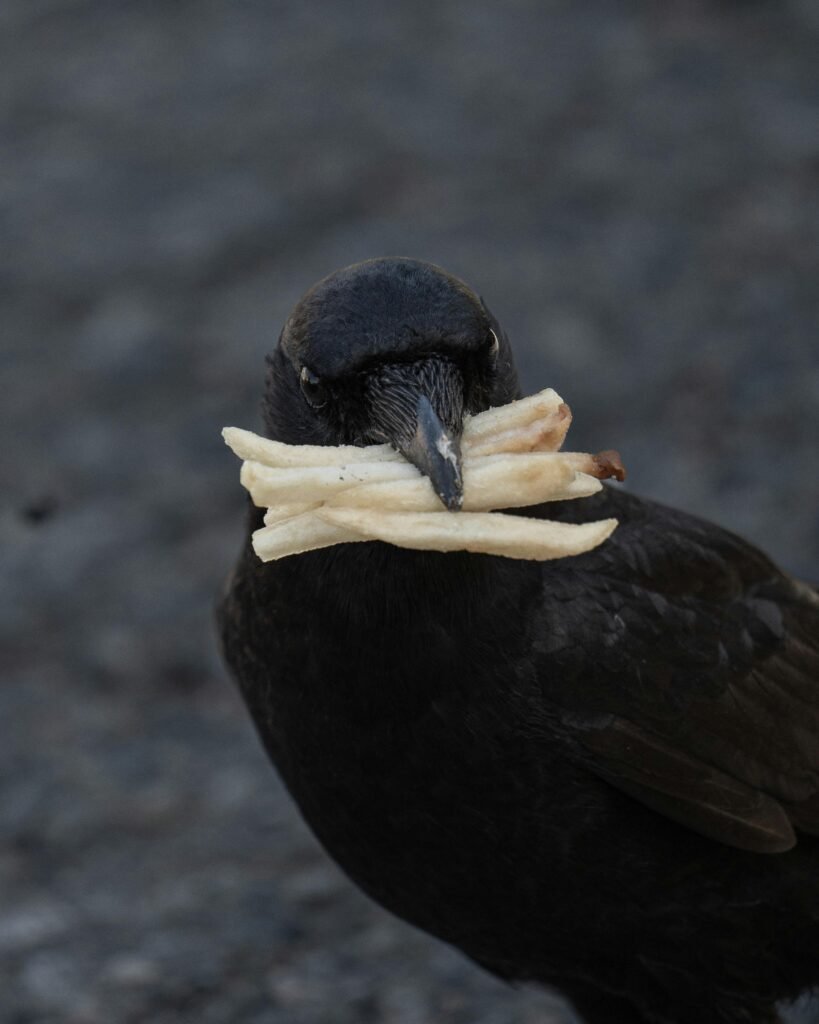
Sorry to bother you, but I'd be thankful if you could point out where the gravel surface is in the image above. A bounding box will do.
[2,1,818,1022]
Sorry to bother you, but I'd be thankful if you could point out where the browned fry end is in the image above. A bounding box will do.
[592,449,627,482]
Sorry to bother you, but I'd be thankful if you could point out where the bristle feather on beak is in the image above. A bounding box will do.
[365,357,465,510]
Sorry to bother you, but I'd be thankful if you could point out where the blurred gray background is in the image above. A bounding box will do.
[2,1,818,1022]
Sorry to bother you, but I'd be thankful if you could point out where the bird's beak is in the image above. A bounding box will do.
[365,357,465,511]
[402,394,464,510]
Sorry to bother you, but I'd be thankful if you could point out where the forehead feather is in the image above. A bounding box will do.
[282,258,487,379]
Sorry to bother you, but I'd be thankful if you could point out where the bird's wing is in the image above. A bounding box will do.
[532,487,819,853]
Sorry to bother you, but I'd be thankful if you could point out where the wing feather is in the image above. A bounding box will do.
[535,487,819,853]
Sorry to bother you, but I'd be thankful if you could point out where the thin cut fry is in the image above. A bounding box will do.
[252,512,360,561]
[223,427,400,468]
[317,507,618,561]
[241,458,420,506]
[325,454,598,513]
[463,405,571,457]
[462,388,564,443]
[225,390,568,467]
[561,473,604,499]
[224,386,624,563]
[263,502,320,525]
[563,450,627,482]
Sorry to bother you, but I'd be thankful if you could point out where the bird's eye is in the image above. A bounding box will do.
[300,367,327,409]
[485,329,500,360]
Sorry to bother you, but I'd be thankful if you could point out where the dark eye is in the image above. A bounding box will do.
[485,329,500,360]
[300,367,327,408]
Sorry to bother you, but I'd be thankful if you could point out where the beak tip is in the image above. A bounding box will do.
[377,383,466,512]
[442,490,463,512]
[432,450,463,512]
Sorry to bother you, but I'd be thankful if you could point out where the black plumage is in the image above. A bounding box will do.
[218,258,819,1024]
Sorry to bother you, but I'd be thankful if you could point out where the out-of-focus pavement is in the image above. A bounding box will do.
[1,2,818,1021]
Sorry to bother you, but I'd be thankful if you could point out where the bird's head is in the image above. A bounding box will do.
[263,258,520,510]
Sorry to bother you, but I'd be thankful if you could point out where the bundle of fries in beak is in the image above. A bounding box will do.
[223,388,625,562]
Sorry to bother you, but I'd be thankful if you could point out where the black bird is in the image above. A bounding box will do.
[218,258,819,1024]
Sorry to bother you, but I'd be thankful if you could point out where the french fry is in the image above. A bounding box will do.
[561,473,604,499]
[252,512,359,561]
[223,427,400,468]
[224,386,624,563]
[325,454,600,513]
[240,458,420,506]
[263,503,321,525]
[462,388,564,443]
[317,507,618,561]
[463,404,571,457]
[563,450,627,482]
[225,390,568,469]
[225,389,570,468]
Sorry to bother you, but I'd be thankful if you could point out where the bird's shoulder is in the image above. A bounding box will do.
[524,486,819,853]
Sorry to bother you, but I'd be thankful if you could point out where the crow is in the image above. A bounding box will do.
[218,257,819,1024]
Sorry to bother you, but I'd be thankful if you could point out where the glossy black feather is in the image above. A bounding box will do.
[532,486,819,854]
[218,259,819,1024]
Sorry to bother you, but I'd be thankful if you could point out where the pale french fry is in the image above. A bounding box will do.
[325,454,596,513]
[562,450,627,482]
[561,473,604,499]
[225,390,568,468]
[463,405,571,457]
[462,388,564,443]
[263,502,321,525]
[223,427,400,468]
[252,512,360,561]
[240,458,421,506]
[317,507,618,561]
[225,386,623,564]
